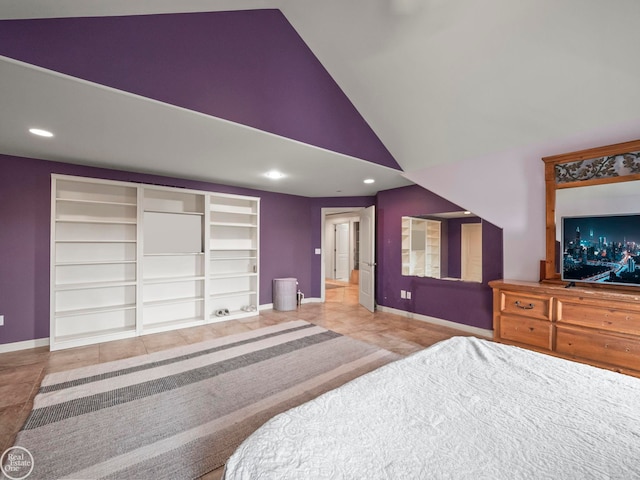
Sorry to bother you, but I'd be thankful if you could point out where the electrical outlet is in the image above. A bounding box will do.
[400,290,406,299]
[406,291,412,300]
[0,315,4,326]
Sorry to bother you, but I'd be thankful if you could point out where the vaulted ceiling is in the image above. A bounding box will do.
[1,0,639,198]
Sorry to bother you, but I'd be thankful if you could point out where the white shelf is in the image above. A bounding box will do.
[210,221,256,227]
[53,326,137,348]
[143,297,205,308]
[55,303,137,318]
[56,260,136,267]
[210,206,257,215]
[55,219,137,225]
[144,209,204,216]
[56,239,136,244]
[56,280,137,291]
[144,252,204,257]
[51,174,260,350]
[142,317,205,333]
[210,309,256,320]
[210,290,257,299]
[144,275,205,284]
[210,273,258,279]
[57,198,137,207]
[211,256,257,260]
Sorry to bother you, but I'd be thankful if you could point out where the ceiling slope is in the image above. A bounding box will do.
[0,9,399,170]
[0,7,412,198]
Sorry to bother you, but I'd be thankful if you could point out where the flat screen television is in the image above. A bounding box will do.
[561,213,640,286]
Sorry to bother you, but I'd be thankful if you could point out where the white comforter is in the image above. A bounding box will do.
[224,336,640,479]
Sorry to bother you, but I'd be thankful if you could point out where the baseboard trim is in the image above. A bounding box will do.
[259,297,321,312]
[377,306,493,338]
[0,337,49,353]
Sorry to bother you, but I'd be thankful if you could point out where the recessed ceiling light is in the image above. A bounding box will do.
[29,128,54,138]
[265,170,285,180]
[363,178,375,184]
[464,211,472,215]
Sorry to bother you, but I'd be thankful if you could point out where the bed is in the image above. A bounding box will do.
[223,336,640,479]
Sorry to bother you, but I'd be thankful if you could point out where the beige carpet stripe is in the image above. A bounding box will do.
[41,320,311,387]
[34,324,327,409]
[64,350,394,480]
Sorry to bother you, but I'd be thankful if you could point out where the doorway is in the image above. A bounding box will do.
[324,211,360,285]
[321,207,374,310]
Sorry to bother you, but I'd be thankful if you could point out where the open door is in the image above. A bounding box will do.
[359,205,375,312]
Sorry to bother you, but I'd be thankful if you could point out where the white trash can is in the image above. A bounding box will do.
[273,278,297,311]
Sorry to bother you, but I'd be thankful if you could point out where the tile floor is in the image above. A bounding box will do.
[0,283,483,478]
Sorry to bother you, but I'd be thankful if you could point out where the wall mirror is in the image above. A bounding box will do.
[543,139,640,282]
[401,211,483,282]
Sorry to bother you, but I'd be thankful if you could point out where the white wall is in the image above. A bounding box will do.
[405,119,640,281]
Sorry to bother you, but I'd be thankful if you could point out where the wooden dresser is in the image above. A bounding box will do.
[489,280,640,377]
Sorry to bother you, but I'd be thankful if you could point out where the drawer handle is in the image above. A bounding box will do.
[515,301,535,310]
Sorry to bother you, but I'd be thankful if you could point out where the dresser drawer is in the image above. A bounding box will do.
[499,314,553,350]
[558,300,640,336]
[499,291,552,320]
[556,326,640,371]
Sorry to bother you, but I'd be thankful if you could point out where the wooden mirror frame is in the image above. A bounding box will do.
[542,138,640,283]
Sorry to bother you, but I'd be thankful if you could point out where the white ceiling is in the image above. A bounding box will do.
[2,0,640,197]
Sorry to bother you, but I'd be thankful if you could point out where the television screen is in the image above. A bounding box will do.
[562,214,640,286]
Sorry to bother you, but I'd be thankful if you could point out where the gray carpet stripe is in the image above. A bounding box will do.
[39,322,316,394]
[22,330,341,431]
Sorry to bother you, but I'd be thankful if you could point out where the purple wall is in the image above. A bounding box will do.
[376,185,503,330]
[0,154,333,345]
[0,10,399,170]
[0,156,502,346]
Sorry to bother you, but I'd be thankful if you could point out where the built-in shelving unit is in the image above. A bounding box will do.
[425,220,441,278]
[51,177,139,349]
[50,175,260,350]
[209,193,260,319]
[401,217,441,278]
[401,217,411,276]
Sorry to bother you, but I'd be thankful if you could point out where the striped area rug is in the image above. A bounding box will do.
[12,320,400,479]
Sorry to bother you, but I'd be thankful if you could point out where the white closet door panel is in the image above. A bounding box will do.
[56,242,136,263]
[144,212,203,254]
[56,310,136,338]
[56,263,136,285]
[143,280,204,303]
[56,222,136,242]
[143,255,204,279]
[55,285,136,313]
[143,301,203,325]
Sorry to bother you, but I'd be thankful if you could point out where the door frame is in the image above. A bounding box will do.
[320,207,364,302]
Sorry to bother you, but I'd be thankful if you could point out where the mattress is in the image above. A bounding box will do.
[224,336,640,479]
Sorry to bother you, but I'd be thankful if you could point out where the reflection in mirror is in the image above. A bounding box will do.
[554,180,640,273]
[401,211,482,282]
